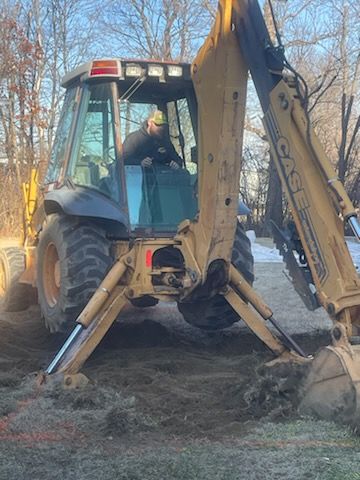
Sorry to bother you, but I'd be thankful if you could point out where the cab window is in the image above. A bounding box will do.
[45,87,77,184]
[119,102,156,142]
[120,96,198,232]
[167,98,196,172]
[67,83,120,203]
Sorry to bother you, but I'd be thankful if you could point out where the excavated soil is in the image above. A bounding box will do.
[0,263,359,479]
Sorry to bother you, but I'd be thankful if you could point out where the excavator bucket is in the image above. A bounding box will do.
[300,325,360,423]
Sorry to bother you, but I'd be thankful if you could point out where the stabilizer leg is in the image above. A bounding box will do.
[47,286,128,377]
[225,287,285,356]
[226,265,306,360]
[41,254,132,386]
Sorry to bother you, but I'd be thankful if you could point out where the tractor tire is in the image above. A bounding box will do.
[37,214,112,333]
[178,222,254,330]
[0,247,34,312]
[130,296,159,308]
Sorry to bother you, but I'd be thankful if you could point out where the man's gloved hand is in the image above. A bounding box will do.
[169,160,180,170]
[141,157,153,168]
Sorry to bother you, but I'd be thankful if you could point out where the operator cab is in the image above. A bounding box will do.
[44,59,198,237]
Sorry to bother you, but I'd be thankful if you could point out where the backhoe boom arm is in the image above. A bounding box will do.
[192,0,360,334]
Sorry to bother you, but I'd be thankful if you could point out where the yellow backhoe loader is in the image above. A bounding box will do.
[1,0,360,422]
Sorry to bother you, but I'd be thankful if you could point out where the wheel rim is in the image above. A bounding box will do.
[43,243,61,307]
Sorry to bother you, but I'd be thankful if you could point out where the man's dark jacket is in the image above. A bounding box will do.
[122,122,183,167]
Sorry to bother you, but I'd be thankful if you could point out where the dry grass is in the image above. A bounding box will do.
[0,418,360,480]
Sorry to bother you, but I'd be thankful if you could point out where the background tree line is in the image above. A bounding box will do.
[0,0,358,236]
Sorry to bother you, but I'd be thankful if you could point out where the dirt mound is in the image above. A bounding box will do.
[100,319,174,349]
[0,370,22,388]
[1,263,359,479]
[225,360,311,421]
[0,300,333,440]
[0,378,154,444]
[0,307,64,373]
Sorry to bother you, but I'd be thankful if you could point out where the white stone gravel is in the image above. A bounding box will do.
[246,233,359,334]
[247,231,360,269]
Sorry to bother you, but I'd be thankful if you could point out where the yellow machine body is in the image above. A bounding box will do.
[1,0,360,421]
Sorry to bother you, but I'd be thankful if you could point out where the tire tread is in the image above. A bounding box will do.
[37,215,112,332]
[178,223,254,330]
[0,247,33,312]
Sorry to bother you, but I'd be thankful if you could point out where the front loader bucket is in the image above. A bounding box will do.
[300,339,360,423]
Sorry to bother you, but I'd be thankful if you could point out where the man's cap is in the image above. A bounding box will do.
[150,110,168,126]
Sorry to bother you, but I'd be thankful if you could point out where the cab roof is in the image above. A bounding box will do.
[61,58,192,89]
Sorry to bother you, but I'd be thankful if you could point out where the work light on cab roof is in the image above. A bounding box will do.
[88,59,184,80]
[148,64,164,77]
[125,63,143,77]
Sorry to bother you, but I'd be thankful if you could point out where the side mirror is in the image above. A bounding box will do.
[191,146,198,164]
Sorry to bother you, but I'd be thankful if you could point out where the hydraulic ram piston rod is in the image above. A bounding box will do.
[46,324,83,374]
[230,265,307,357]
[268,316,307,358]
[45,257,129,375]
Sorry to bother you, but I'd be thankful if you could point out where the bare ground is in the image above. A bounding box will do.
[0,262,359,479]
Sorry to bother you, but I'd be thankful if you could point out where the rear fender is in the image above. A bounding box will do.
[44,185,129,231]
